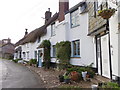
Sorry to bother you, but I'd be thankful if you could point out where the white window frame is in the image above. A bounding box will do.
[70,9,80,28]
[52,45,56,57]
[51,23,56,36]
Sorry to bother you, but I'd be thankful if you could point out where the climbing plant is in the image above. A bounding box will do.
[40,40,51,69]
[56,41,71,69]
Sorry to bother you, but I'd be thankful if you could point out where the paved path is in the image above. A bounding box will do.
[0,59,44,89]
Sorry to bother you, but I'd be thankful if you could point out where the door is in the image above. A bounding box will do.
[38,50,42,67]
[101,34,110,78]
[97,38,102,75]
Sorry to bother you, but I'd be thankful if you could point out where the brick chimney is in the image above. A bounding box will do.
[45,8,52,24]
[59,0,69,22]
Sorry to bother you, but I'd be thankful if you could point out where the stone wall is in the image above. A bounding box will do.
[87,2,107,34]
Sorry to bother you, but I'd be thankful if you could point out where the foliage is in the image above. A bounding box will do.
[64,75,70,79]
[98,8,116,14]
[56,41,71,69]
[29,59,37,64]
[58,85,81,89]
[12,59,21,63]
[98,8,116,19]
[101,82,120,89]
[40,40,51,69]
[66,64,95,78]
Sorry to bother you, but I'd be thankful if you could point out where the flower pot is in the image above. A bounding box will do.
[64,79,70,84]
[82,71,87,81]
[59,75,64,82]
[70,71,80,82]
[98,8,116,19]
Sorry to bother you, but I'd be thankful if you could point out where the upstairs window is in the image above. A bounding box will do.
[72,40,80,57]
[71,9,80,28]
[51,23,55,36]
[38,37,41,43]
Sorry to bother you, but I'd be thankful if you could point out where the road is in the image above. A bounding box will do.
[0,59,45,89]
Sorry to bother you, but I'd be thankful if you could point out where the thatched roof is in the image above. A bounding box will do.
[21,25,47,45]
[15,13,59,46]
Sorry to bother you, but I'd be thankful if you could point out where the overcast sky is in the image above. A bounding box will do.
[0,0,82,43]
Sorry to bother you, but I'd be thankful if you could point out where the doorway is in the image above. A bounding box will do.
[96,33,111,78]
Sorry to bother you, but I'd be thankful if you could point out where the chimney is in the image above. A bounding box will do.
[8,38,11,43]
[25,29,28,36]
[45,8,52,24]
[59,0,69,22]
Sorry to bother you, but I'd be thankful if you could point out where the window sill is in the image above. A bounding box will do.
[71,57,81,58]
[51,57,56,58]
[71,24,80,28]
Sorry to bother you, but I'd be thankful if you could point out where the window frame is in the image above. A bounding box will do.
[51,22,56,36]
[52,45,56,57]
[72,40,80,57]
[37,37,41,43]
[70,8,80,28]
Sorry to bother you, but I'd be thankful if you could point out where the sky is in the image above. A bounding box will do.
[0,0,82,43]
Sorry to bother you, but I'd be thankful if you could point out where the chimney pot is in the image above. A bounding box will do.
[25,28,28,36]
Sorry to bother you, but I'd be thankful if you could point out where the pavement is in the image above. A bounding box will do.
[0,59,45,89]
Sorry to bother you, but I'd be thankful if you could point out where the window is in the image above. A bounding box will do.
[34,51,37,59]
[72,40,80,57]
[27,51,29,59]
[51,23,55,36]
[38,37,41,43]
[26,44,29,48]
[53,45,56,57]
[71,9,80,28]
[23,52,26,59]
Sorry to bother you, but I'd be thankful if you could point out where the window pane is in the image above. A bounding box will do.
[71,9,80,27]
[53,45,56,57]
[73,40,80,57]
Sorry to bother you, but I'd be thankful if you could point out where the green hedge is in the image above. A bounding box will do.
[29,59,37,64]
[56,41,71,69]
[40,40,51,69]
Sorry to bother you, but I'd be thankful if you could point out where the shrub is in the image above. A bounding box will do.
[29,59,37,64]
[40,40,51,69]
[101,82,120,89]
[12,59,21,63]
[56,41,71,69]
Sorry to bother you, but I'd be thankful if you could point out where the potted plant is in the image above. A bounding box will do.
[59,75,64,82]
[70,71,80,82]
[98,8,116,19]
[82,71,87,81]
[64,75,70,84]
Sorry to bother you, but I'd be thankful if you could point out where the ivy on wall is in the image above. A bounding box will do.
[56,41,71,69]
[40,40,51,69]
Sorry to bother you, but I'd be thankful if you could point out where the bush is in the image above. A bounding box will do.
[101,82,120,89]
[12,59,21,63]
[56,41,71,69]
[29,59,37,64]
[40,40,51,69]
[66,66,95,78]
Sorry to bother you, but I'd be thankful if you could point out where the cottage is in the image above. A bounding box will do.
[87,0,120,83]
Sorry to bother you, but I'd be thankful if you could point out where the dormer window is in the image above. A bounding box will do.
[71,9,80,28]
[51,23,55,36]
